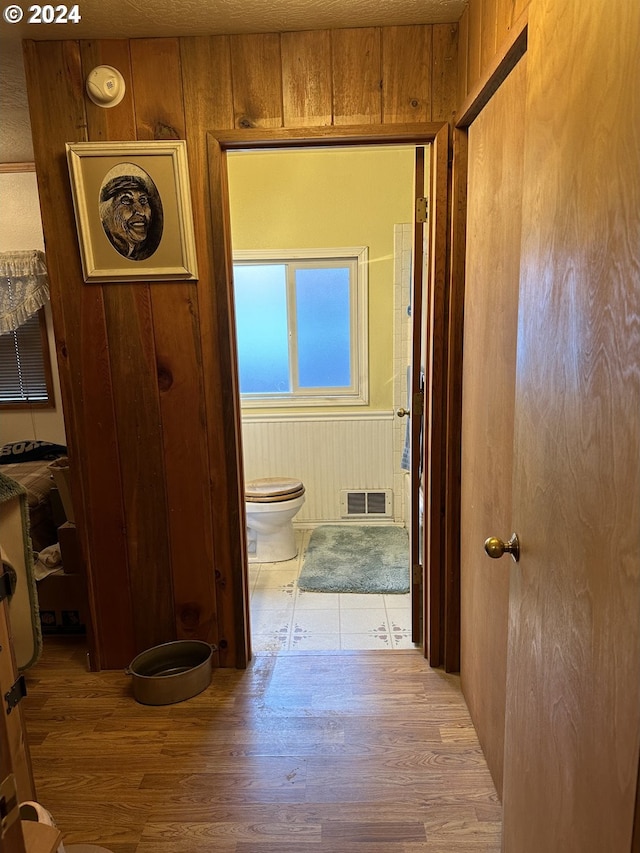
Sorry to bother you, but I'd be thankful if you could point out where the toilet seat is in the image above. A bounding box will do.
[245,477,305,503]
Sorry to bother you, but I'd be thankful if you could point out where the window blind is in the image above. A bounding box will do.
[0,310,51,404]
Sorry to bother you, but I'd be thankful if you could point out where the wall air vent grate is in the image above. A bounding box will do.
[340,489,393,518]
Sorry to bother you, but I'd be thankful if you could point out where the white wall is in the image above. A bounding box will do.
[242,412,396,523]
[0,170,67,446]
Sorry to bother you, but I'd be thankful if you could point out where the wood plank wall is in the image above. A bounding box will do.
[22,25,458,669]
[457,0,529,105]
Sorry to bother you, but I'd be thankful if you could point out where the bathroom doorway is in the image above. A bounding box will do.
[206,123,451,665]
[226,143,419,652]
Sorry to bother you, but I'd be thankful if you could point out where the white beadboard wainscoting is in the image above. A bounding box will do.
[241,412,406,525]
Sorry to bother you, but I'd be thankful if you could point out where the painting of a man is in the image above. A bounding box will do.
[99,163,163,261]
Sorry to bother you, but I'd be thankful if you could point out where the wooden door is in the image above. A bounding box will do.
[459,56,527,797]
[501,0,640,848]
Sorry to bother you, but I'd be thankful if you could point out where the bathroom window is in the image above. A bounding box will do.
[0,308,54,409]
[233,247,368,407]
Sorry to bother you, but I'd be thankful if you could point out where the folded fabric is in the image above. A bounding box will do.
[33,562,63,582]
[33,543,63,581]
[36,543,62,568]
[0,440,67,464]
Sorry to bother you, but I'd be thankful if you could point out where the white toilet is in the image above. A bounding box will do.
[245,477,305,563]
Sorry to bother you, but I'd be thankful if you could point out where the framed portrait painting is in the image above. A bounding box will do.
[66,140,198,283]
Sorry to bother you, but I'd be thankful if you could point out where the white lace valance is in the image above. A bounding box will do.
[0,250,50,335]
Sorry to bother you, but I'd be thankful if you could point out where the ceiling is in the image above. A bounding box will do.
[0,0,465,41]
[0,0,466,161]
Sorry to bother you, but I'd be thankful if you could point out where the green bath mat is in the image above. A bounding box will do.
[298,525,410,594]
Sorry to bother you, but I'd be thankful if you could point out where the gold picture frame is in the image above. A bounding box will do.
[66,140,198,283]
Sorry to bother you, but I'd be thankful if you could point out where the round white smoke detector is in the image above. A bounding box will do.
[86,65,126,108]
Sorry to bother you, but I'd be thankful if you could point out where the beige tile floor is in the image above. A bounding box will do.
[249,527,418,652]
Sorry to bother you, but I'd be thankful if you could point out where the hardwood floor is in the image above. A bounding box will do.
[22,637,502,851]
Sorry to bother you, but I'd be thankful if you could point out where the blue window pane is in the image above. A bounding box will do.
[295,267,351,388]
[233,265,290,393]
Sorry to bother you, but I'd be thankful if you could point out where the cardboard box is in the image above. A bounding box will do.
[47,457,74,523]
[57,522,83,575]
[37,572,86,635]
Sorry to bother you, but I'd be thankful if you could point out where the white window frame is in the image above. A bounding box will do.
[232,247,369,408]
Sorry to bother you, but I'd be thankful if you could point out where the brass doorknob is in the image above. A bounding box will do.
[484,533,520,562]
[396,407,410,418]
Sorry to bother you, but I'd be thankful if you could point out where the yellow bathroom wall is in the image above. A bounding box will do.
[227,145,415,412]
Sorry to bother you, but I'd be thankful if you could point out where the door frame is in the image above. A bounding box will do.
[206,122,451,667]
[443,6,530,678]
[409,144,427,644]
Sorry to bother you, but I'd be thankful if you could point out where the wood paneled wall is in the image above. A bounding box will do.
[22,24,458,669]
[457,0,529,106]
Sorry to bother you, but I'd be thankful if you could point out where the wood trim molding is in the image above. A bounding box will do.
[424,122,450,667]
[455,8,528,128]
[444,127,468,674]
[240,411,394,423]
[206,133,251,668]
[0,162,36,173]
[208,123,447,150]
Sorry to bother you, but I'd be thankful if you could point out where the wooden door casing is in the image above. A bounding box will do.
[459,56,527,798]
[205,123,451,663]
[423,124,450,666]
